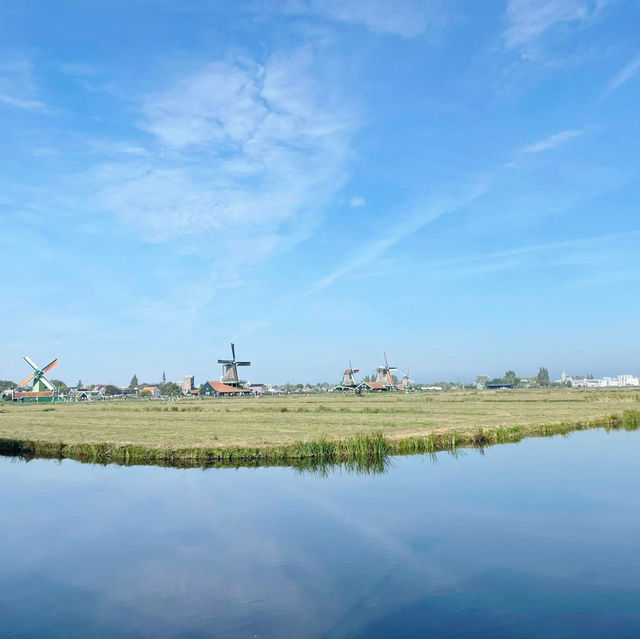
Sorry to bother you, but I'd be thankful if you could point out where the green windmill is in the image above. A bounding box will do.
[19,355,59,392]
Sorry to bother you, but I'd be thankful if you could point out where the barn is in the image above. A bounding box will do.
[199,381,251,397]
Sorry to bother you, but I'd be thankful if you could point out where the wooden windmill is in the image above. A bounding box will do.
[19,355,59,392]
[334,360,360,391]
[217,343,250,387]
[375,352,397,389]
[401,368,416,391]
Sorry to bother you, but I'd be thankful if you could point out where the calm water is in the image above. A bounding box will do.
[1,429,639,638]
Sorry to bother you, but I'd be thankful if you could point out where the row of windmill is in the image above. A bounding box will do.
[10,347,416,403]
[217,345,416,393]
[333,352,416,393]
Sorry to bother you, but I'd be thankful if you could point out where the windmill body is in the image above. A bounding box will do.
[401,369,416,391]
[374,352,398,390]
[217,343,251,388]
[333,360,360,391]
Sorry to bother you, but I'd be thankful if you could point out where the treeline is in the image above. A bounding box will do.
[476,367,553,387]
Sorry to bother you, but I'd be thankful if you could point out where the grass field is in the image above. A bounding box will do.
[1,389,639,467]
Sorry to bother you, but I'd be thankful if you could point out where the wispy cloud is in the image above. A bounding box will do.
[0,56,52,114]
[604,53,640,95]
[279,0,445,38]
[0,93,49,112]
[355,230,640,281]
[82,49,359,264]
[349,196,366,208]
[503,0,599,49]
[522,129,583,153]
[304,183,489,296]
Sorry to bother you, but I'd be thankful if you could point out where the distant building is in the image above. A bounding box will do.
[181,375,195,395]
[75,389,104,401]
[250,383,266,395]
[360,381,387,391]
[560,373,639,388]
[199,381,251,397]
[141,385,161,398]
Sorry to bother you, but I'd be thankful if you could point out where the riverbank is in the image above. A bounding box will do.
[1,389,639,468]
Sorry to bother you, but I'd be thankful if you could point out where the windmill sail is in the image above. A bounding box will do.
[19,355,59,392]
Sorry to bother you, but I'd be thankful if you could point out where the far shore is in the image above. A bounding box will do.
[1,389,639,469]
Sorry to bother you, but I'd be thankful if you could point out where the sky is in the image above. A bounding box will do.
[1,0,639,386]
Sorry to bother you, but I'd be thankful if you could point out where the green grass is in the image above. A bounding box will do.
[1,389,638,469]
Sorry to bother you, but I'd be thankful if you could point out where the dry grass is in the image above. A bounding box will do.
[1,388,638,451]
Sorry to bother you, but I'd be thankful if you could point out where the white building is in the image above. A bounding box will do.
[618,374,640,387]
[560,373,639,388]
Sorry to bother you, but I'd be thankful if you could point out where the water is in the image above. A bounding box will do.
[1,428,639,638]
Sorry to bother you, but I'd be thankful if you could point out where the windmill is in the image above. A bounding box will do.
[19,356,59,392]
[401,368,416,391]
[217,343,250,387]
[375,352,397,389]
[334,359,360,391]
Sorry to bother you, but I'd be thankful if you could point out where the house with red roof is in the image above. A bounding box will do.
[199,380,251,397]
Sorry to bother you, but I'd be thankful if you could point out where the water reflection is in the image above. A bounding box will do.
[1,429,639,638]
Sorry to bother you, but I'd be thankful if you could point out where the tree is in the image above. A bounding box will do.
[162,382,181,397]
[536,367,550,386]
[104,384,120,396]
[50,379,68,391]
[503,370,518,386]
[162,371,166,385]
[129,374,138,389]
[139,389,152,398]
[0,380,17,393]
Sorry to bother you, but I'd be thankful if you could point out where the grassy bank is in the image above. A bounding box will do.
[1,389,639,469]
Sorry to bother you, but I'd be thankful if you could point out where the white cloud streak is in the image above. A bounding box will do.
[503,0,599,48]
[0,93,49,112]
[0,56,51,113]
[304,183,489,296]
[280,0,445,38]
[354,230,640,282]
[604,53,640,95]
[522,129,583,153]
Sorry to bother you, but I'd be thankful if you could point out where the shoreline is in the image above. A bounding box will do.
[1,409,638,471]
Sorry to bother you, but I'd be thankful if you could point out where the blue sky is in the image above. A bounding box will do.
[1,0,639,386]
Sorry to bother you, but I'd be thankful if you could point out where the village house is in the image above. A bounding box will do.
[199,381,251,397]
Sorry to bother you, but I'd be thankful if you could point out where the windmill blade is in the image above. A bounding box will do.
[41,375,56,391]
[19,373,35,388]
[236,361,251,366]
[389,367,398,372]
[231,343,236,360]
[42,359,59,373]
[218,359,233,364]
[384,351,389,368]
[353,369,360,374]
[24,355,40,372]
